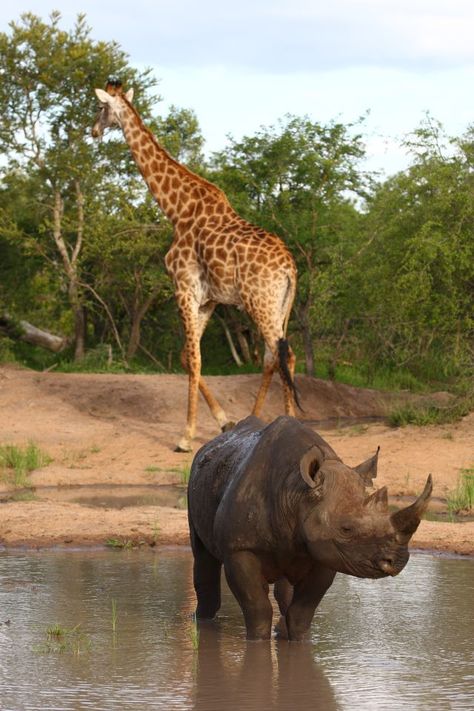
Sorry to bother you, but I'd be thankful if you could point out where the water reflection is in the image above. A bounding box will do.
[194,623,338,710]
[0,549,472,710]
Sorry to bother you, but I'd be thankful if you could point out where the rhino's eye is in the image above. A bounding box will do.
[339,522,354,535]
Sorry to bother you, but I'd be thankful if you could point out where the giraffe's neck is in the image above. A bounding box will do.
[119,99,229,228]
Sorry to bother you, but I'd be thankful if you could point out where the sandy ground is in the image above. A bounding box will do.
[0,364,472,555]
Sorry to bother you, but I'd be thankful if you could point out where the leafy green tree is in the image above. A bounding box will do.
[358,118,474,377]
[211,115,370,374]
[0,11,156,359]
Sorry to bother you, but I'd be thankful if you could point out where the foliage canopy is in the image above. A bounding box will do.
[0,13,472,391]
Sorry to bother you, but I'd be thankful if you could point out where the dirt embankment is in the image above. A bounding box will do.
[0,365,472,555]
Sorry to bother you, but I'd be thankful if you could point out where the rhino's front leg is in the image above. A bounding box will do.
[224,551,273,640]
[286,565,336,641]
[190,525,222,620]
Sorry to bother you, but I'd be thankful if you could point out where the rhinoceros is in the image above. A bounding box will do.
[187,415,432,641]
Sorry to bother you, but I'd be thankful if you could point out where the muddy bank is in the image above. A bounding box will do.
[0,366,472,555]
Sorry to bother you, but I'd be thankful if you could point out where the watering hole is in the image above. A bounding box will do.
[2,483,471,522]
[0,484,188,510]
[0,549,472,710]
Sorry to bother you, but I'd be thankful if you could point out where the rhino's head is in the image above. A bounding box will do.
[298,445,432,579]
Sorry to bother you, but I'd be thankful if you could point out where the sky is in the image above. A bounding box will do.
[2,1,473,176]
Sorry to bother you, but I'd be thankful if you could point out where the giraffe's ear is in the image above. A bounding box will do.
[125,88,134,102]
[95,88,112,104]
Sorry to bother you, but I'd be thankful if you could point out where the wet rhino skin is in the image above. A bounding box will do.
[188,415,432,640]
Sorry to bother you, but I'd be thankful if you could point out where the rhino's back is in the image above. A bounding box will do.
[188,415,340,558]
[187,416,264,554]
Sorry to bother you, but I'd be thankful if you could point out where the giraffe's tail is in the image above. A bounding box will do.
[277,338,303,412]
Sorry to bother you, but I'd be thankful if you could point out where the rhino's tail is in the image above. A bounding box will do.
[277,338,303,412]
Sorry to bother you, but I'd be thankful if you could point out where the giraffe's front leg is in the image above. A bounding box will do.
[175,299,232,451]
[174,296,202,452]
[175,332,201,453]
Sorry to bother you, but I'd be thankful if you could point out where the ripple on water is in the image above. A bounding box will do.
[0,549,472,710]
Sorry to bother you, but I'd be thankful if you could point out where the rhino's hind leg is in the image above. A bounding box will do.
[224,551,273,640]
[190,527,222,620]
[274,578,294,639]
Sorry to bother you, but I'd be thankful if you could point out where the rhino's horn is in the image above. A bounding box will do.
[354,446,380,486]
[364,485,388,512]
[300,445,325,488]
[391,474,433,541]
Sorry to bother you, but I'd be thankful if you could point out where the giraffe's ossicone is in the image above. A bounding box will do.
[92,80,299,452]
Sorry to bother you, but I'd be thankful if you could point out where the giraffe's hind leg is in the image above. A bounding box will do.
[245,274,298,418]
[252,340,296,418]
[278,339,297,416]
[252,344,277,417]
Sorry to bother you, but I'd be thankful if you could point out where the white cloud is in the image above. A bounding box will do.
[3,1,474,71]
[156,62,474,174]
[1,2,473,174]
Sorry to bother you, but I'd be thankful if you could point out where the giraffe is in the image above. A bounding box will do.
[92,79,299,452]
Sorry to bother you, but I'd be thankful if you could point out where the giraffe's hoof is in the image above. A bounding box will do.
[174,438,193,453]
[221,421,236,433]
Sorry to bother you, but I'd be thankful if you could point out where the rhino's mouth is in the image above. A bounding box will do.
[333,541,404,579]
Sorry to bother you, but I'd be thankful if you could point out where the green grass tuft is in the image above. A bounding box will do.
[0,442,52,487]
[179,463,191,485]
[447,468,474,516]
[35,624,91,655]
[144,462,191,484]
[388,395,473,428]
[105,537,146,550]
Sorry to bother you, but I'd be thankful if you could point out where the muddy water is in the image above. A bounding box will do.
[0,550,472,711]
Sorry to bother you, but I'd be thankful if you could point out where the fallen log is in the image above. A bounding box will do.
[0,312,70,353]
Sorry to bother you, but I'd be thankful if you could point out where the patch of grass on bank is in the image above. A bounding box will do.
[105,537,147,550]
[178,463,191,485]
[144,462,191,484]
[388,394,474,428]
[447,468,474,516]
[320,363,428,393]
[0,442,52,487]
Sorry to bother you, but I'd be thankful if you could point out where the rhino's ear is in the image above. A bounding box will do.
[300,445,325,489]
[354,446,380,486]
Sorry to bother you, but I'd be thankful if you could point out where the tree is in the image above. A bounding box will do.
[357,118,474,377]
[0,11,157,360]
[211,115,370,375]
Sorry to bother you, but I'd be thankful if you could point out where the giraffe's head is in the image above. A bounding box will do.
[92,78,134,138]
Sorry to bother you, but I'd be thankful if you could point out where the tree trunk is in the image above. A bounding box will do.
[328,318,351,380]
[71,294,86,361]
[225,307,257,365]
[52,184,86,362]
[236,330,252,363]
[216,313,243,367]
[302,324,315,377]
[295,300,315,377]
[125,284,161,361]
[126,315,142,360]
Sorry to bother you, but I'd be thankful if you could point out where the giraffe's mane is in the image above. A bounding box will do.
[122,95,230,204]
